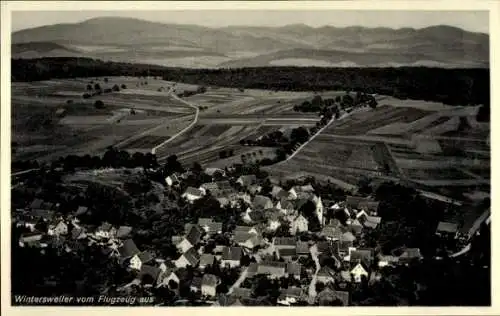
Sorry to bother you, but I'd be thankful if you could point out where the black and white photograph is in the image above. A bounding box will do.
[2,1,496,311]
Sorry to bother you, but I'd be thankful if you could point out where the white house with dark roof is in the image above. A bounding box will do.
[289,214,308,235]
[201,274,220,297]
[182,187,205,203]
[175,247,200,268]
[177,225,203,253]
[129,250,155,271]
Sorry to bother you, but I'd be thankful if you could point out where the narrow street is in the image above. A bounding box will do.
[227,267,249,294]
[307,244,320,304]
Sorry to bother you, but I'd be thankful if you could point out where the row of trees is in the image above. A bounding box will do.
[12,58,489,108]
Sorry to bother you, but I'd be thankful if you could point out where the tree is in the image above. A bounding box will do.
[219,151,227,159]
[192,162,203,174]
[121,84,127,89]
[104,78,109,83]
[476,105,489,122]
[112,84,120,92]
[94,100,104,109]
[94,83,101,91]
[86,84,93,91]
[82,93,91,99]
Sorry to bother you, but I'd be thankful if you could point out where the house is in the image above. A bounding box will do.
[95,222,116,239]
[139,265,161,286]
[190,277,203,293]
[276,189,292,201]
[361,215,382,229]
[118,239,141,259]
[346,196,379,214]
[378,255,400,268]
[273,237,296,250]
[48,220,68,236]
[277,199,295,215]
[234,232,263,250]
[321,225,342,240]
[71,226,87,240]
[340,231,356,243]
[317,288,350,306]
[249,184,262,195]
[19,231,43,246]
[312,195,325,226]
[252,195,273,210]
[199,254,215,270]
[338,240,354,257]
[221,246,243,268]
[231,287,252,300]
[271,186,284,199]
[277,287,304,305]
[165,174,180,187]
[130,251,155,271]
[175,247,200,268]
[399,248,422,264]
[289,214,308,235]
[201,274,220,297]
[236,174,257,188]
[234,225,260,235]
[177,225,203,253]
[205,167,225,178]
[29,198,44,210]
[182,187,205,203]
[217,197,231,207]
[350,262,369,283]
[257,261,287,278]
[349,219,363,235]
[75,206,89,217]
[266,209,283,231]
[350,248,374,266]
[278,248,297,261]
[197,218,223,235]
[296,241,310,258]
[213,295,244,307]
[317,266,335,284]
[436,221,459,238]
[116,226,133,239]
[286,262,302,279]
[200,182,219,194]
[157,269,180,288]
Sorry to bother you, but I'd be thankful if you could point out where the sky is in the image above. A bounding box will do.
[12,10,489,33]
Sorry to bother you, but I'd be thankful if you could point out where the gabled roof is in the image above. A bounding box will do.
[277,190,291,200]
[399,248,422,260]
[234,225,254,234]
[296,241,310,254]
[358,201,380,212]
[252,195,272,210]
[184,186,204,197]
[185,225,203,245]
[202,274,219,287]
[137,251,155,263]
[257,261,287,274]
[341,231,356,242]
[116,226,133,238]
[322,225,342,239]
[205,168,225,176]
[350,248,374,265]
[191,276,203,289]
[279,199,295,210]
[119,239,140,258]
[198,218,212,227]
[200,182,219,192]
[222,246,243,261]
[97,222,113,232]
[278,248,297,257]
[139,265,161,283]
[274,237,296,246]
[234,232,253,243]
[75,206,88,216]
[286,262,302,276]
[71,226,85,239]
[318,289,349,306]
[181,247,200,266]
[30,199,44,209]
[237,174,257,187]
[279,287,303,299]
[437,221,458,233]
[232,287,252,299]
[271,186,284,197]
[200,254,215,266]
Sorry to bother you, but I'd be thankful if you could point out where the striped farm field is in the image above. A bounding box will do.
[121,135,169,149]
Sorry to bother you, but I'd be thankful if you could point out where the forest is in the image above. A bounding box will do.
[12,57,489,107]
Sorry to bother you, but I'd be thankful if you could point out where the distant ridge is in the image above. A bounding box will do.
[11,17,489,69]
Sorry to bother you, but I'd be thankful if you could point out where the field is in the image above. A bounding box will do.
[266,99,490,201]
[12,76,329,167]
[11,76,197,162]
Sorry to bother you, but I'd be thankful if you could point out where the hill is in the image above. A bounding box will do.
[12,17,489,68]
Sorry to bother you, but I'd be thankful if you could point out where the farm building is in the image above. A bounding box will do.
[237,174,257,188]
[436,221,459,238]
[182,187,205,203]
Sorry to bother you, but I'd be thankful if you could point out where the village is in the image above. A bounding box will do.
[12,158,491,307]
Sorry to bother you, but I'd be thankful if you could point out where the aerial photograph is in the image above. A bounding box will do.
[9,8,490,307]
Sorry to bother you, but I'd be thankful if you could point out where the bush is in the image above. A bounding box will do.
[82,93,91,99]
[94,100,105,109]
[121,84,127,89]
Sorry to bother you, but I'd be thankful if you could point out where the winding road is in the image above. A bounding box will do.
[151,90,200,155]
